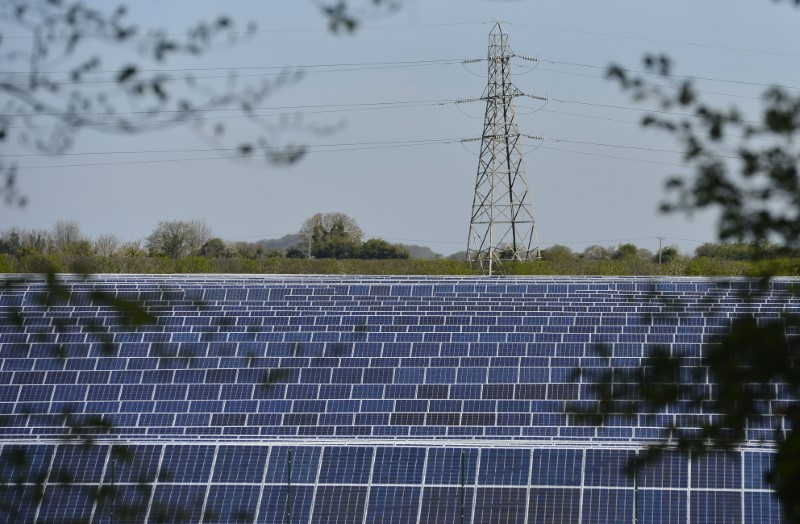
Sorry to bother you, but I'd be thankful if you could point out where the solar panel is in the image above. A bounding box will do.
[1,274,795,522]
[528,487,581,524]
[638,490,687,524]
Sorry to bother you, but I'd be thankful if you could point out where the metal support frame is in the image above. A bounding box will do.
[466,22,540,274]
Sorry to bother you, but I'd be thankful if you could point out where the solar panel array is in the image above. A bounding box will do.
[1,274,796,523]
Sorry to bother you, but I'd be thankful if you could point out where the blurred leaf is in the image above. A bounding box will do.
[117,65,137,83]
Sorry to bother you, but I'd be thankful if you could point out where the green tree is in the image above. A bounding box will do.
[119,239,146,257]
[612,243,638,260]
[145,220,211,259]
[199,237,230,258]
[654,245,680,264]
[540,244,575,262]
[0,229,22,256]
[582,244,611,260]
[93,233,121,257]
[299,212,364,259]
[51,220,92,256]
[358,238,410,259]
[285,246,306,259]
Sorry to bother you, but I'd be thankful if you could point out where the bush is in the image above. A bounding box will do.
[358,239,410,260]
[685,257,747,276]
[0,254,15,273]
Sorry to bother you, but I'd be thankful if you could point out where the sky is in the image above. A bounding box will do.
[2,0,799,257]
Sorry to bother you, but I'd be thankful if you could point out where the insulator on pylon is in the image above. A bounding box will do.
[525,93,549,102]
[514,53,539,62]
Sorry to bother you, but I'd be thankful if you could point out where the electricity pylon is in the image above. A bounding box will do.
[466,22,540,275]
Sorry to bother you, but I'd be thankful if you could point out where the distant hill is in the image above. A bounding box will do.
[397,244,441,260]
[256,234,302,251]
[447,250,467,261]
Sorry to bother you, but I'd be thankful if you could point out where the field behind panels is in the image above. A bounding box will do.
[1,275,797,523]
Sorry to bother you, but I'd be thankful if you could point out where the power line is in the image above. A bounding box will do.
[4,138,459,158]
[8,139,674,170]
[0,98,458,127]
[507,22,800,58]
[537,67,766,101]
[12,131,794,170]
[520,104,788,145]
[0,92,774,137]
[549,139,685,156]
[0,59,469,86]
[15,138,463,169]
[548,97,761,126]
[0,135,715,159]
[4,54,795,94]
[534,138,796,166]
[538,145,688,168]
[0,58,469,76]
[540,237,660,247]
[0,21,493,40]
[539,58,800,91]
[0,93,755,128]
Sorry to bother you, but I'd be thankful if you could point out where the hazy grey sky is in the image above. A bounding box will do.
[2,0,799,256]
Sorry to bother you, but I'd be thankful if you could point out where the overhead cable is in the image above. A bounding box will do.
[539,58,800,91]
[506,22,800,58]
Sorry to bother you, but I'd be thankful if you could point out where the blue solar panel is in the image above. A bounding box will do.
[528,487,581,523]
[693,451,741,489]
[259,484,314,524]
[478,448,530,485]
[204,484,261,523]
[160,445,215,483]
[212,446,269,483]
[364,486,421,524]
[318,446,373,484]
[372,447,425,484]
[312,485,368,523]
[583,488,635,524]
[150,484,208,522]
[37,485,95,523]
[419,486,473,523]
[531,448,582,486]
[1,274,795,522]
[691,490,742,523]
[638,490,687,524]
[473,487,527,523]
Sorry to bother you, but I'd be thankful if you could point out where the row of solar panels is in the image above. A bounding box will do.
[6,302,789,318]
[14,293,765,307]
[1,443,780,523]
[4,277,798,304]
[7,272,797,286]
[9,477,780,523]
[0,422,778,444]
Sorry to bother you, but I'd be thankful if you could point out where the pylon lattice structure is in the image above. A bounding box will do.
[466,23,540,274]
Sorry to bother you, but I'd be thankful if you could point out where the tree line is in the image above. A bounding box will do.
[0,213,410,263]
[1,219,798,276]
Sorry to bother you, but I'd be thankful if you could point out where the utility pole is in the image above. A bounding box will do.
[466,22,541,275]
[658,236,665,264]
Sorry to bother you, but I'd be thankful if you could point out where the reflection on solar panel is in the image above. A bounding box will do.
[1,275,796,522]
